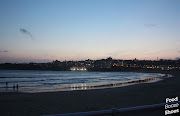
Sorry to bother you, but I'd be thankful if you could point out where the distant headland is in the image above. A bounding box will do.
[0,57,180,71]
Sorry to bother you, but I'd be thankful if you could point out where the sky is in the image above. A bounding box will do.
[0,0,180,63]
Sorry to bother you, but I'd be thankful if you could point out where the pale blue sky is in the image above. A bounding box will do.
[0,0,180,63]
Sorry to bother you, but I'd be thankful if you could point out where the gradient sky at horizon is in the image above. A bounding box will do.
[0,0,180,63]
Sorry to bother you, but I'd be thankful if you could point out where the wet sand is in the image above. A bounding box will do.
[0,71,180,116]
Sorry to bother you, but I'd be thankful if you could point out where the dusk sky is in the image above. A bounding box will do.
[0,0,180,63]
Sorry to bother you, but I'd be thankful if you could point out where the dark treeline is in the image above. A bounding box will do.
[0,57,180,71]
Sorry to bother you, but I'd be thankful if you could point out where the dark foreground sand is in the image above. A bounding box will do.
[0,71,180,116]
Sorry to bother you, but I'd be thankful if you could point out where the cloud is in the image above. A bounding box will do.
[175,57,180,60]
[3,50,8,52]
[144,24,158,28]
[178,51,180,53]
[108,50,125,56]
[0,50,8,53]
[20,28,33,38]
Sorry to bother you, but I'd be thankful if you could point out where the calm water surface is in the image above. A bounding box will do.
[0,70,163,92]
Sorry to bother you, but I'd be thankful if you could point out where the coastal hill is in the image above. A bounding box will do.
[0,57,180,71]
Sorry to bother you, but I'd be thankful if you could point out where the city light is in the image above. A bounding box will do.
[70,67,87,71]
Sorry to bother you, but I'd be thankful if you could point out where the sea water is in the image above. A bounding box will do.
[0,70,163,92]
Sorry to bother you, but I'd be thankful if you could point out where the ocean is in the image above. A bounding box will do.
[0,70,163,92]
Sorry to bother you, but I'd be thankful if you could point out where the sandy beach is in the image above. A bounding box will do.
[0,71,180,116]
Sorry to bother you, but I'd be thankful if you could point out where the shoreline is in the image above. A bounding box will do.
[20,75,164,93]
[0,71,167,93]
[0,70,179,116]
